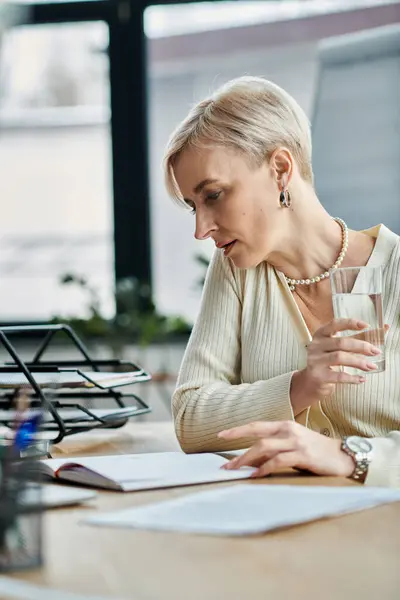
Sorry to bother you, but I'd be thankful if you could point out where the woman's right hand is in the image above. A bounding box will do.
[290,318,383,415]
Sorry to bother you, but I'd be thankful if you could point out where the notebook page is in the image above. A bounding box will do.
[41,452,255,491]
[84,484,400,535]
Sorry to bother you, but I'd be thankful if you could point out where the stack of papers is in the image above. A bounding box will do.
[0,370,150,389]
[0,407,140,424]
[84,483,400,536]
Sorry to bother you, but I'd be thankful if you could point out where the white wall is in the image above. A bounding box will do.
[312,25,400,232]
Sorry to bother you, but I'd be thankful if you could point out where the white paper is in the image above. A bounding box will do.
[0,407,139,423]
[0,577,124,600]
[0,370,148,389]
[84,483,400,535]
[0,406,139,424]
[42,452,255,491]
[21,485,97,509]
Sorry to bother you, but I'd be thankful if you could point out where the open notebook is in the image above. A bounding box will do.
[32,452,255,491]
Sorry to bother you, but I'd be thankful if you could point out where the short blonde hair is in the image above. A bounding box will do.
[163,76,313,204]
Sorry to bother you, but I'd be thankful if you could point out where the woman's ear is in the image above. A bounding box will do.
[270,148,293,189]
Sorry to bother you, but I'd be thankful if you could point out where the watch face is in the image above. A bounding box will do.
[346,436,373,453]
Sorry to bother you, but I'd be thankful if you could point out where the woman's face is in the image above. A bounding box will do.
[174,145,283,269]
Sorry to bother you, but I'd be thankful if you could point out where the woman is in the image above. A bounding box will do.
[163,76,400,487]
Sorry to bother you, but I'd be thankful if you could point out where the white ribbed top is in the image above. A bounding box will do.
[172,224,400,486]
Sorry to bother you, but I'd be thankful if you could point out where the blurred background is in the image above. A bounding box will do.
[0,0,399,418]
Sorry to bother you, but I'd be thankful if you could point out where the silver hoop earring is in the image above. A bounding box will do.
[279,189,291,208]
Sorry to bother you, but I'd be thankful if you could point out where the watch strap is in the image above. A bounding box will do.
[341,437,372,483]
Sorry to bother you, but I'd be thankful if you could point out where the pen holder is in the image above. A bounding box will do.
[0,453,43,572]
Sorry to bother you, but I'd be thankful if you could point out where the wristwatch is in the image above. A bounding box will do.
[341,436,373,483]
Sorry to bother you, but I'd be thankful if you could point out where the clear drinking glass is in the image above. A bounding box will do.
[330,266,385,374]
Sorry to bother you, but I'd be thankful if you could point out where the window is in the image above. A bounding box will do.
[0,21,115,320]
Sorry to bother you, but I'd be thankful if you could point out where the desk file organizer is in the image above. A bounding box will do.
[0,324,151,444]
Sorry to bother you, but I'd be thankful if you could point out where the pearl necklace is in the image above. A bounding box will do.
[285,217,349,292]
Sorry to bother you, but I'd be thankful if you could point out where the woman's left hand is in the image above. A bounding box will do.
[218,421,355,478]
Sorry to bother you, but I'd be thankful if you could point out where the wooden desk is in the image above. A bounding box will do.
[10,422,400,600]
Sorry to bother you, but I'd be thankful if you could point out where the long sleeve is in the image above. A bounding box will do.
[172,250,295,453]
[365,432,400,487]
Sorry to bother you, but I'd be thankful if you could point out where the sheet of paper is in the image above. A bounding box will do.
[42,452,255,491]
[21,485,97,509]
[0,577,123,600]
[0,370,148,389]
[0,407,138,423]
[84,483,400,535]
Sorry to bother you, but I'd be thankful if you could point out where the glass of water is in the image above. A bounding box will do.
[330,265,385,373]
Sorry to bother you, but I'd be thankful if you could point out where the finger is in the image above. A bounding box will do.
[324,351,379,372]
[320,336,382,357]
[221,456,241,470]
[223,438,296,470]
[316,319,369,338]
[251,451,300,478]
[321,371,366,385]
[350,327,386,346]
[218,421,289,440]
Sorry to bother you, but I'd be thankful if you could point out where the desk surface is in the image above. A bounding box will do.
[11,422,400,600]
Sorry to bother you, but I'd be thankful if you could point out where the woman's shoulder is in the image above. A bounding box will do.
[362,223,400,271]
[376,223,400,244]
[377,224,400,268]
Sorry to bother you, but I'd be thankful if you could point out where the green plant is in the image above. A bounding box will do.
[51,273,192,350]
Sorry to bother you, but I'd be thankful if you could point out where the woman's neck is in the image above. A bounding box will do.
[267,204,345,281]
